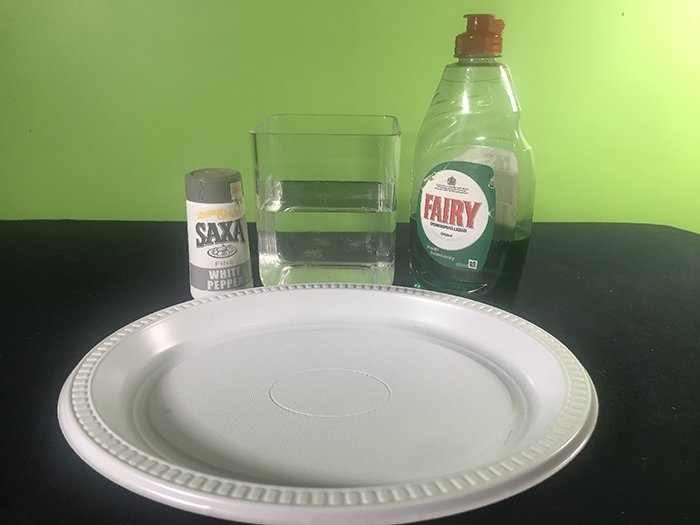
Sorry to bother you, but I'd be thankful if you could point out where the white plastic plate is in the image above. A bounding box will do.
[58,284,597,525]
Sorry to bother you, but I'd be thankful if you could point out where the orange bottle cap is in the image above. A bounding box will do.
[455,14,505,56]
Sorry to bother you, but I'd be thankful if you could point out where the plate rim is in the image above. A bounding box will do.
[58,283,598,524]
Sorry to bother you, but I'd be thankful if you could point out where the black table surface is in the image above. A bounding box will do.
[2,221,699,525]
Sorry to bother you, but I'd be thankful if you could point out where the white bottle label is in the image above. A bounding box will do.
[186,181,252,292]
[415,161,495,272]
[420,170,490,251]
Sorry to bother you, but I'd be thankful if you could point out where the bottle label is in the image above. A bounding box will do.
[416,161,495,272]
[186,181,252,292]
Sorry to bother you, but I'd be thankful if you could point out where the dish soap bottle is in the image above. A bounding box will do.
[409,14,535,309]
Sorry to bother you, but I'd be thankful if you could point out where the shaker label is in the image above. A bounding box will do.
[417,161,495,271]
[186,183,251,292]
[189,260,253,292]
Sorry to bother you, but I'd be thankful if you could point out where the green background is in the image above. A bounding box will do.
[2,0,699,233]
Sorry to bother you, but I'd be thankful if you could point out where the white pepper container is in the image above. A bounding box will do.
[185,168,253,298]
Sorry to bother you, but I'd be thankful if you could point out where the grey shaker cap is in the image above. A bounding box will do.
[185,168,243,203]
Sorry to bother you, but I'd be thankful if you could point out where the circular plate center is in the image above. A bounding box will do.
[269,368,391,418]
[136,327,523,486]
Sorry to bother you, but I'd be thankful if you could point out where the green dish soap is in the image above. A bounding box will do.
[409,14,536,309]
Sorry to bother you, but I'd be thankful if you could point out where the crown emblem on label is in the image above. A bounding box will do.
[447,176,457,186]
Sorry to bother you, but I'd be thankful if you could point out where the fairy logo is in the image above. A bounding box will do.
[422,194,482,229]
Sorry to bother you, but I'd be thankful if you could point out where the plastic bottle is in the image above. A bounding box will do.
[409,14,535,308]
